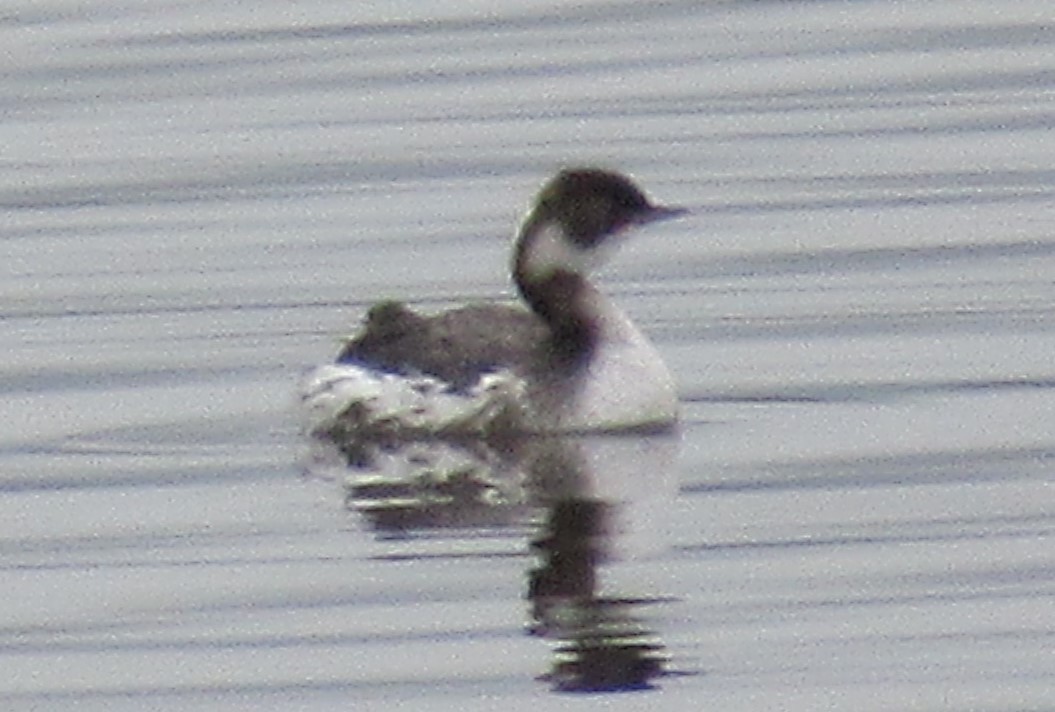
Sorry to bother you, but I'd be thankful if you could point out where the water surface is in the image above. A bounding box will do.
[3,1,1054,708]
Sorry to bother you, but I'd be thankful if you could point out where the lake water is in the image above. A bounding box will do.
[3,1,1054,709]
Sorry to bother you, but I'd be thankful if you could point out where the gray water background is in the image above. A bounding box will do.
[3,2,1054,708]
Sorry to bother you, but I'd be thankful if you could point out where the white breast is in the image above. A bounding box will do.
[572,326,678,431]
[526,289,678,433]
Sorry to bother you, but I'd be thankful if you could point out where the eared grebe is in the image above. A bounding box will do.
[302,168,686,441]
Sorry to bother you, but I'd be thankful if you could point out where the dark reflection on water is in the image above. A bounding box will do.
[529,498,668,692]
[317,428,680,691]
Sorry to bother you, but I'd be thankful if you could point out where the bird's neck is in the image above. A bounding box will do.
[516,268,598,371]
[515,267,677,433]
[513,218,616,370]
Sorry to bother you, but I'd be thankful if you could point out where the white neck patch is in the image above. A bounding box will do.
[516,220,620,281]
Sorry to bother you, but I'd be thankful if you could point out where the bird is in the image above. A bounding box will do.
[301,168,687,446]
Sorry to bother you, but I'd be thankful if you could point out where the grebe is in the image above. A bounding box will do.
[302,168,686,442]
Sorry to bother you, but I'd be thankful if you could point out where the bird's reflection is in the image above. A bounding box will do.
[307,427,680,692]
[528,497,669,692]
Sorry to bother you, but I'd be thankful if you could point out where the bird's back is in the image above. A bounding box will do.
[338,300,548,391]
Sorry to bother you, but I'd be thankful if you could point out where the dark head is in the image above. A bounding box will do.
[514,168,687,287]
[531,168,686,250]
[512,168,686,369]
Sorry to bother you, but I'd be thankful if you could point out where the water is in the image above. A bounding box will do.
[3,1,1054,708]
